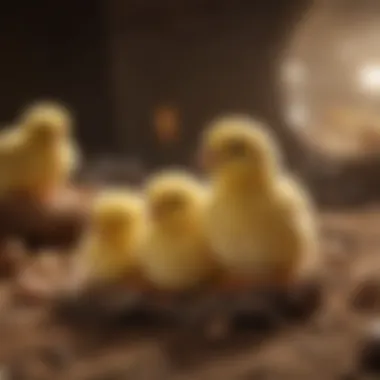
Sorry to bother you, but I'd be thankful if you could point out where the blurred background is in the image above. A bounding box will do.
[4,2,380,379]
[3,0,380,202]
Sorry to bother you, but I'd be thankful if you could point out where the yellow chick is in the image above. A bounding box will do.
[139,170,216,292]
[13,101,80,200]
[199,115,318,290]
[0,125,24,196]
[78,189,146,286]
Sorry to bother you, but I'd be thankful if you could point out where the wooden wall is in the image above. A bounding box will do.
[0,0,311,165]
[0,1,113,155]
[106,0,311,169]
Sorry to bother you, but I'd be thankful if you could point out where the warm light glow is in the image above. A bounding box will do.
[281,59,306,85]
[282,0,380,158]
[359,65,380,93]
[286,103,308,128]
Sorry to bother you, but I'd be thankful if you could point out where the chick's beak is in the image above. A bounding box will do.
[37,130,60,145]
[150,204,164,222]
[97,218,130,237]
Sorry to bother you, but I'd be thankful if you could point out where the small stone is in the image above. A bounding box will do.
[241,367,269,380]
[51,294,97,327]
[38,345,72,370]
[232,294,282,332]
[357,320,380,374]
[204,315,231,341]
[7,363,27,380]
[351,279,380,312]
[274,280,322,322]
[338,372,357,380]
[0,367,9,380]
[87,373,125,380]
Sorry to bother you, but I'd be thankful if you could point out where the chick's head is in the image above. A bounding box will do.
[199,115,281,187]
[145,170,205,230]
[91,190,144,242]
[20,101,72,144]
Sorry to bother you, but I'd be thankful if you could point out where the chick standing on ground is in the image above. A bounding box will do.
[199,115,318,290]
[77,189,146,286]
[0,125,24,196]
[12,101,80,201]
[139,170,216,292]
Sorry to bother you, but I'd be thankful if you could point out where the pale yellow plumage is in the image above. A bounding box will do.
[0,126,24,195]
[8,101,80,199]
[139,170,216,291]
[79,189,146,284]
[201,115,318,288]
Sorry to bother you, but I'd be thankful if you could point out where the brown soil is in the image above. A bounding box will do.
[0,210,378,380]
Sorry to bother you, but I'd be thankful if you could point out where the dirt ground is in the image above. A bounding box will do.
[0,210,380,380]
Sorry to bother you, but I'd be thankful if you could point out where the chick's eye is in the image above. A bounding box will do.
[107,216,126,226]
[225,140,248,157]
[166,196,185,209]
[33,123,48,131]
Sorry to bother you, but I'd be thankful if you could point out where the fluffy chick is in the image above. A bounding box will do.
[0,125,24,196]
[13,101,80,200]
[200,115,318,289]
[78,189,146,285]
[139,170,216,292]
[19,101,73,133]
